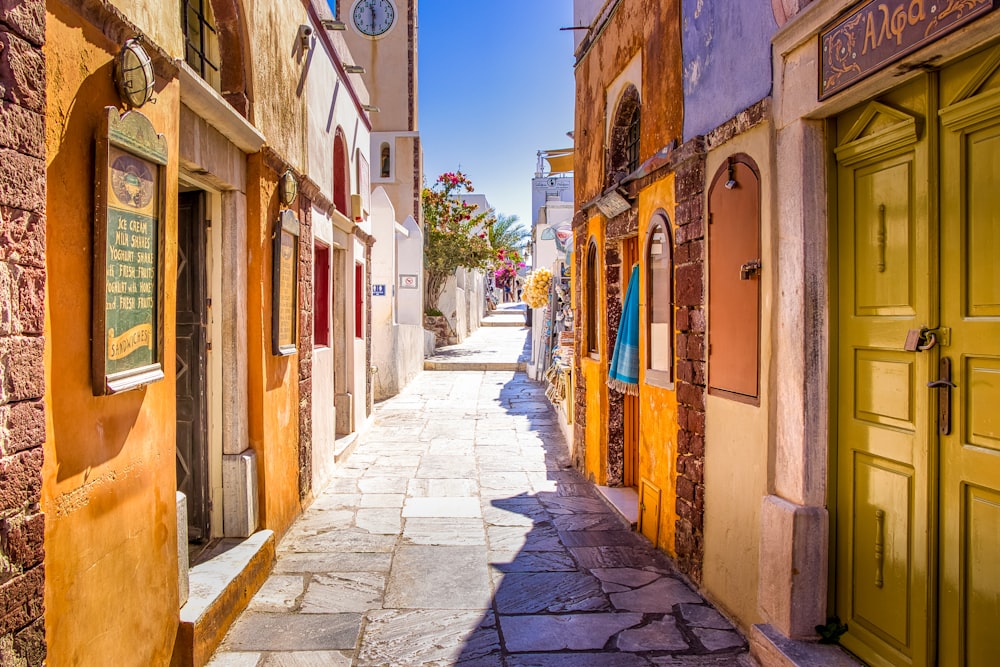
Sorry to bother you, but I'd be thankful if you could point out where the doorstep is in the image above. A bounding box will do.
[750,624,865,667]
[595,485,639,529]
[173,530,275,667]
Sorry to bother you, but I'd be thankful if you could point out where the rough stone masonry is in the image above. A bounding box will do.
[0,0,47,664]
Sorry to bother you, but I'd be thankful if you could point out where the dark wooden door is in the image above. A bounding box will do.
[176,191,209,542]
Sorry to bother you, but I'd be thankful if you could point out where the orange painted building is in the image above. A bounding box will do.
[570,0,686,558]
[39,0,378,663]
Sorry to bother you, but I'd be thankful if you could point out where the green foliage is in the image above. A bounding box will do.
[816,617,848,645]
[422,171,494,310]
[488,213,529,263]
[424,306,443,317]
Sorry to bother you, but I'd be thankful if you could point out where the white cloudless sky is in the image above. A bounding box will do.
[418,1,576,228]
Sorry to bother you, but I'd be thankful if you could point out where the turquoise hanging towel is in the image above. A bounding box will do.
[607,264,640,396]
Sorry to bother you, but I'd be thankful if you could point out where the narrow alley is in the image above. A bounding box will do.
[208,306,753,666]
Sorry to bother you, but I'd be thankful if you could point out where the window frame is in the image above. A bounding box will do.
[625,106,641,174]
[314,242,331,348]
[182,0,221,89]
[585,240,600,357]
[333,129,350,216]
[644,213,674,388]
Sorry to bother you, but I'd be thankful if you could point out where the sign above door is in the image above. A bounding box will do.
[820,0,997,99]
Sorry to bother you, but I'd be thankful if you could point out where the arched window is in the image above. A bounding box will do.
[333,130,349,215]
[380,142,391,179]
[645,213,673,384]
[608,85,641,187]
[181,0,251,115]
[586,241,600,355]
[183,0,221,90]
[624,106,640,173]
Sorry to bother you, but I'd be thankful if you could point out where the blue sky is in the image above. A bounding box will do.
[418,1,576,228]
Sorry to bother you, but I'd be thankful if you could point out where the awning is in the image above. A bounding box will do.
[541,148,574,174]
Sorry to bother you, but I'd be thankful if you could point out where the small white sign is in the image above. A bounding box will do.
[400,274,418,289]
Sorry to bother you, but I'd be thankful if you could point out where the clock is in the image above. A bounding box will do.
[351,0,396,38]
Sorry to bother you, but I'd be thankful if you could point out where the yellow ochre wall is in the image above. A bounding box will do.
[43,5,181,664]
[246,155,301,537]
[637,175,679,555]
[702,123,773,629]
[581,217,607,484]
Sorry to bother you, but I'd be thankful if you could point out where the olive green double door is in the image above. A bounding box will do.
[836,45,1000,667]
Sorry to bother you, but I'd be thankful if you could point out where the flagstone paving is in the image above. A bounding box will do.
[210,320,754,666]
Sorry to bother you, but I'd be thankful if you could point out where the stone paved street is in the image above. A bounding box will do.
[209,315,753,666]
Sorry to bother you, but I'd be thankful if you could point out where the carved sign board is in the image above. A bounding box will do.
[93,107,166,395]
[820,0,997,99]
[272,210,300,356]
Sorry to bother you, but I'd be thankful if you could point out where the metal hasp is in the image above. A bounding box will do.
[927,357,956,435]
[739,259,761,280]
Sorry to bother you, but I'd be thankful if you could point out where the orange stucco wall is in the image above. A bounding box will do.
[574,0,683,545]
[581,218,607,484]
[637,176,679,555]
[42,5,180,664]
[246,156,302,537]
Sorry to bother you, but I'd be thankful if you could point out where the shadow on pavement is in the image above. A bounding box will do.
[446,374,750,667]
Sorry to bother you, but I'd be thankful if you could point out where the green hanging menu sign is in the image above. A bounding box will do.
[93,107,167,395]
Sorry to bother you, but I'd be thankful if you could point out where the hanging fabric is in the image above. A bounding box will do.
[607,264,640,396]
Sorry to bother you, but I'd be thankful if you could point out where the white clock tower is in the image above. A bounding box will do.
[338,0,422,229]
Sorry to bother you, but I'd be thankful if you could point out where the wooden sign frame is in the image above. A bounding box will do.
[92,107,167,395]
[820,0,997,99]
[272,209,300,356]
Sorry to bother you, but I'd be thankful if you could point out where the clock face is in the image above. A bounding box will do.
[352,0,396,37]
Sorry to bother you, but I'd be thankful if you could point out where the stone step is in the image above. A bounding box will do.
[424,360,526,371]
[750,624,864,667]
[175,530,276,666]
[481,319,525,327]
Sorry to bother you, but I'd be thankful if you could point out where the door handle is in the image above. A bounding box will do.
[927,357,954,435]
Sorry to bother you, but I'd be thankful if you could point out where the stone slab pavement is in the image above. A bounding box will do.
[424,304,531,371]
[209,322,754,666]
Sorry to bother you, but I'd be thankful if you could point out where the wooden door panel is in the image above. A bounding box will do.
[836,82,931,667]
[854,351,916,432]
[851,454,914,651]
[853,159,916,316]
[939,49,1000,664]
[961,485,1000,666]
[965,357,1000,452]
[966,125,1000,317]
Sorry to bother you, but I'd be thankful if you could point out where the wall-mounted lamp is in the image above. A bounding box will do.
[298,24,314,50]
[114,38,155,108]
[362,104,380,113]
[724,160,737,189]
[344,64,366,74]
[279,170,298,207]
[321,18,347,30]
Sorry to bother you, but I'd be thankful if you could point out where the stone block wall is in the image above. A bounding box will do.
[0,0,46,663]
[297,202,313,501]
[672,136,707,584]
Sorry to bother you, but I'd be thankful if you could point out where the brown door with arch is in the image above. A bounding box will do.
[708,157,761,402]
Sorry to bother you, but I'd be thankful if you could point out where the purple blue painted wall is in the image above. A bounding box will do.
[681,0,777,138]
